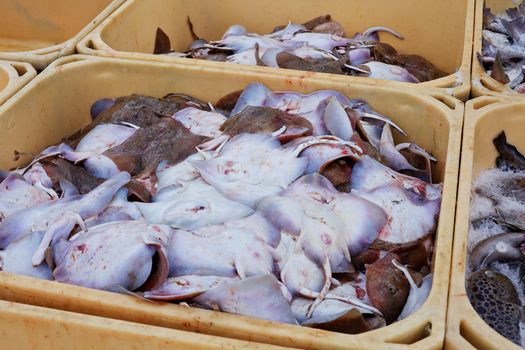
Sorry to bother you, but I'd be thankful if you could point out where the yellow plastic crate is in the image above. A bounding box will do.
[1,300,286,350]
[445,95,525,350]
[0,55,463,350]
[0,60,35,106]
[471,0,525,97]
[0,0,125,70]
[77,0,474,100]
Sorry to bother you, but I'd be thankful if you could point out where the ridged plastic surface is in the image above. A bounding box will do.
[445,95,525,350]
[0,60,35,105]
[0,300,288,350]
[470,0,524,97]
[0,0,125,69]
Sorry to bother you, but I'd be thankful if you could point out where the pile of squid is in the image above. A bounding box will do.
[154,15,446,83]
[481,1,525,92]
[468,132,525,346]
[0,83,441,333]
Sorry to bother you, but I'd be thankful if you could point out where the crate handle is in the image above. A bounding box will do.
[384,321,433,345]
[430,93,460,110]
[77,33,115,55]
[469,96,499,111]
[45,55,91,71]
[9,62,29,78]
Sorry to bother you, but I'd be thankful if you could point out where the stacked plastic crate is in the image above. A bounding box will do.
[0,1,486,349]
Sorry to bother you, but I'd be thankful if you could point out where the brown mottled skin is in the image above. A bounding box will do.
[352,249,380,270]
[154,27,171,54]
[272,15,336,33]
[301,15,333,31]
[350,132,385,164]
[305,308,375,334]
[221,106,313,141]
[127,179,153,203]
[69,94,210,146]
[276,52,347,75]
[321,132,383,190]
[389,237,434,271]
[490,53,510,85]
[312,21,345,36]
[365,252,409,323]
[373,43,447,82]
[321,158,353,188]
[215,90,243,112]
[398,148,432,183]
[103,118,207,177]
[494,131,525,171]
[41,158,103,194]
